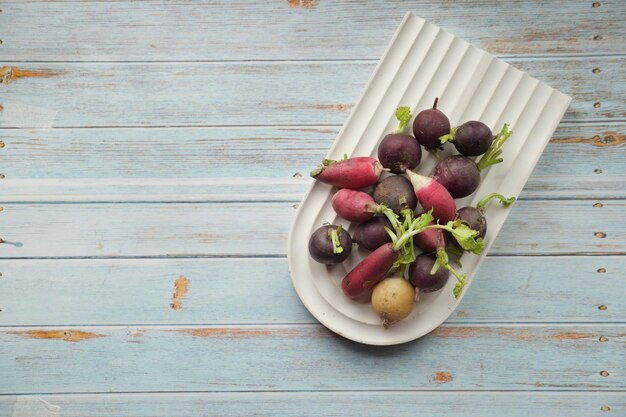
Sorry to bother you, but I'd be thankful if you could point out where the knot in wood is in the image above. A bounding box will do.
[0,67,12,84]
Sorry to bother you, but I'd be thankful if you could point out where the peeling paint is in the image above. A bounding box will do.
[433,371,454,384]
[288,0,316,8]
[10,329,108,342]
[551,332,595,341]
[174,327,324,339]
[127,327,145,343]
[550,132,625,147]
[176,328,274,338]
[430,327,595,342]
[170,275,189,310]
[0,66,63,85]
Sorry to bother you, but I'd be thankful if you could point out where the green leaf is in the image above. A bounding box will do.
[477,193,516,212]
[476,123,513,172]
[412,210,435,232]
[329,225,344,254]
[447,220,483,253]
[395,106,412,133]
[439,126,457,145]
[453,277,467,299]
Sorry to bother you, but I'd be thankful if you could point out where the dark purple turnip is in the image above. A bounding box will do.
[373,175,418,214]
[456,193,516,242]
[412,98,450,150]
[440,120,493,156]
[308,225,352,264]
[457,207,487,239]
[433,155,481,198]
[409,253,450,293]
[353,216,393,251]
[378,106,422,174]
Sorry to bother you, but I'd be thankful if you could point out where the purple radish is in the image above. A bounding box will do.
[412,98,450,150]
[373,175,418,214]
[440,120,493,156]
[409,253,450,293]
[353,216,393,251]
[308,225,352,265]
[311,156,383,189]
[457,207,488,239]
[378,106,422,174]
[405,169,457,223]
[433,155,481,198]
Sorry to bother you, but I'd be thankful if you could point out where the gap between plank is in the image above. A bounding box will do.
[0,53,624,64]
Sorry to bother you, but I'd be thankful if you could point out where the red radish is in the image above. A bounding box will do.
[332,189,390,223]
[405,170,456,223]
[341,243,398,298]
[311,156,383,189]
[414,224,450,253]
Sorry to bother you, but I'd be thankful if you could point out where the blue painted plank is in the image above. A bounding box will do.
[1,1,624,60]
[0,58,621,129]
[0,324,623,393]
[0,200,623,258]
[0,392,624,417]
[0,256,622,326]
[0,123,623,199]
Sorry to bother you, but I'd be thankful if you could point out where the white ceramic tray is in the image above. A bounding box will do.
[288,12,571,345]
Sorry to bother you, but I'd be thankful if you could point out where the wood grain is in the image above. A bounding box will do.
[0,324,623,394]
[0,392,624,417]
[1,1,624,60]
[0,200,623,258]
[0,58,622,129]
[0,257,622,326]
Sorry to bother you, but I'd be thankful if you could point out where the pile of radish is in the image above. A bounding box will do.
[308,99,515,329]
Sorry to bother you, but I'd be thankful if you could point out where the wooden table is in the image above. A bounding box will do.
[1,1,624,415]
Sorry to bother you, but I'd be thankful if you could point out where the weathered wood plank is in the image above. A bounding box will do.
[0,58,622,129]
[0,324,623,393]
[0,392,624,417]
[1,176,624,203]
[0,200,623,258]
[2,1,624,60]
[0,257,622,326]
[0,123,623,200]
[0,178,313,203]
